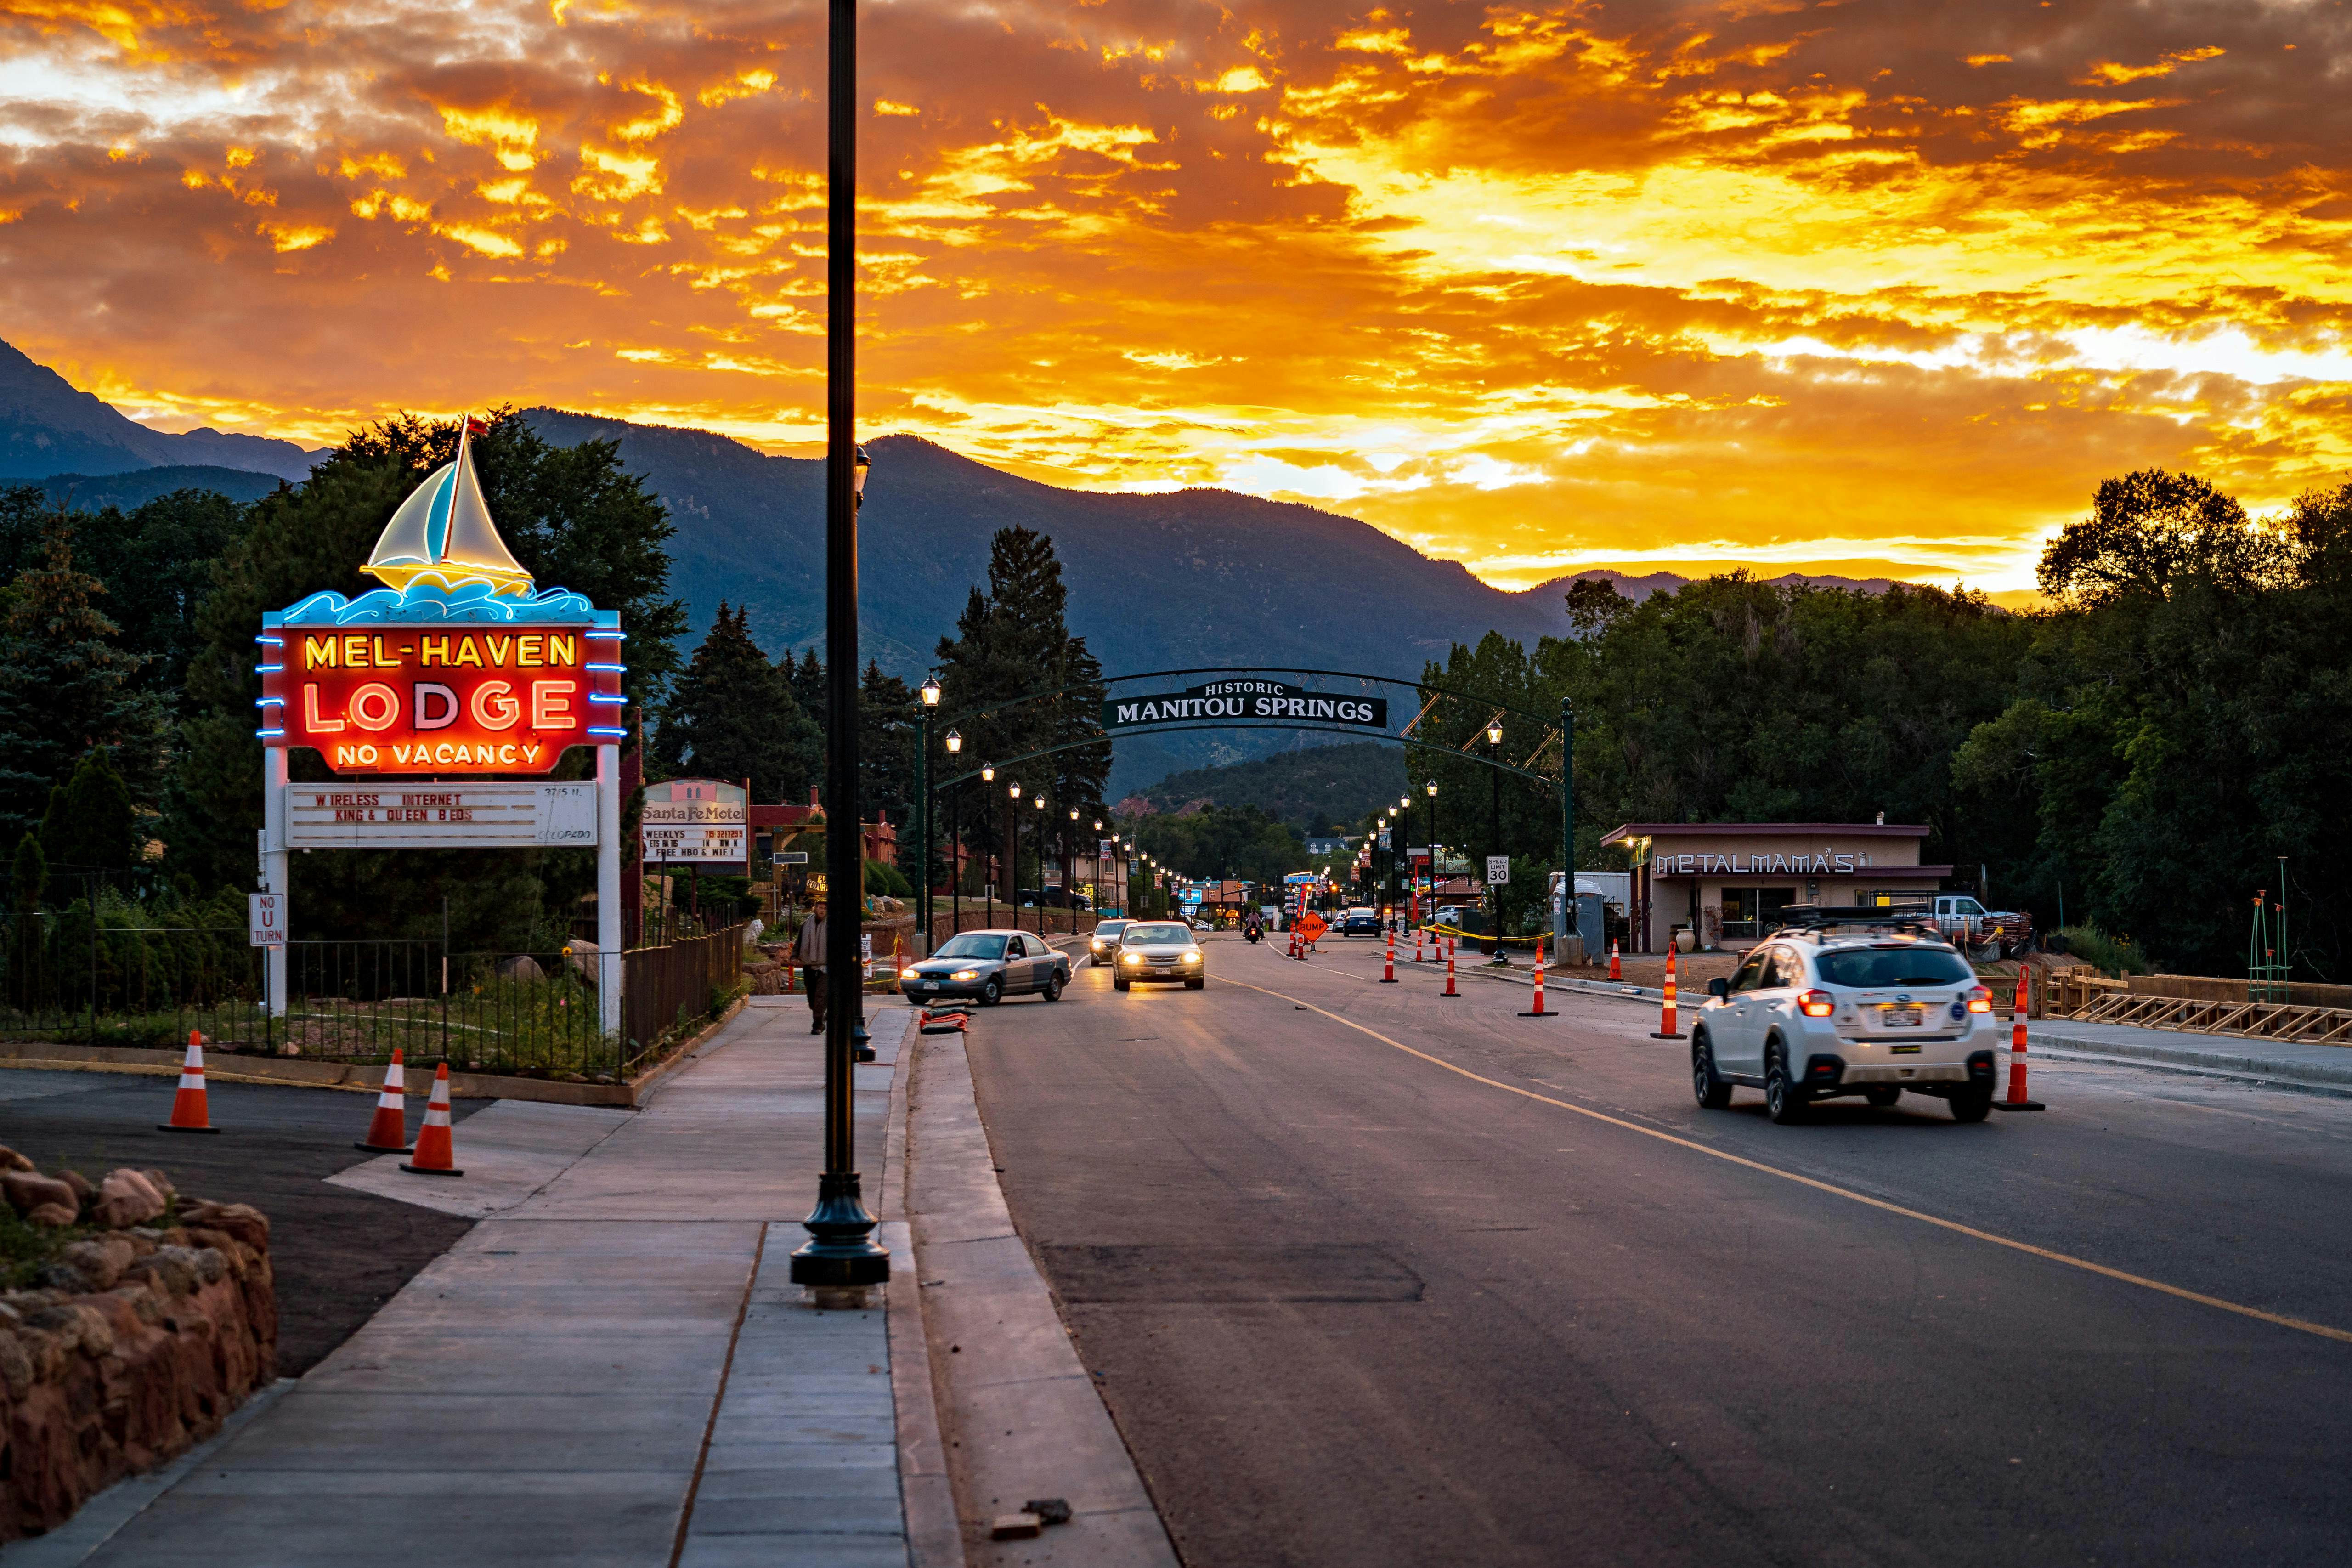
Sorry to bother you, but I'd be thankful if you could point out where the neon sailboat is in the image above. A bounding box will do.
[363,422,534,596]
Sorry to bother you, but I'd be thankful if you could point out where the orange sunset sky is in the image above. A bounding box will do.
[3,0,2349,592]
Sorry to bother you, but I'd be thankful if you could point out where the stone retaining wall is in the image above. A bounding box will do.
[0,1152,277,1544]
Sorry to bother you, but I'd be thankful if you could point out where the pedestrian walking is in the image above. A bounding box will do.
[795,905,829,1036]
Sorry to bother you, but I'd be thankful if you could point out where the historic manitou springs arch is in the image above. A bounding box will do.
[916,667,1581,956]
[255,422,627,1032]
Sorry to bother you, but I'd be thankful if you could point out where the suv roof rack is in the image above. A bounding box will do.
[1767,901,1944,939]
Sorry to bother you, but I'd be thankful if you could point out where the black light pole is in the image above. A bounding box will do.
[944,729,963,934]
[1007,781,1022,930]
[1486,719,1506,964]
[1033,792,1047,933]
[980,763,995,928]
[792,0,888,1295]
[917,676,939,954]
[1426,778,1439,910]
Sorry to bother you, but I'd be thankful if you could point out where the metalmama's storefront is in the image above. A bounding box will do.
[1600,821,1953,953]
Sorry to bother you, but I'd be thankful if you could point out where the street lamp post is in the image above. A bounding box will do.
[917,675,939,955]
[1007,780,1021,930]
[792,0,888,1295]
[1426,778,1440,904]
[1486,719,1506,964]
[1033,792,1046,934]
[980,763,995,929]
[943,728,962,934]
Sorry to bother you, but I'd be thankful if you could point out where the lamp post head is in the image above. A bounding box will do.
[852,444,871,497]
[945,729,962,754]
[981,762,994,782]
[1035,796,1046,810]
[1069,808,1079,820]
[919,674,941,707]
[1487,721,1504,745]
[1008,781,1020,798]
[1426,781,1437,797]
[1400,796,1410,810]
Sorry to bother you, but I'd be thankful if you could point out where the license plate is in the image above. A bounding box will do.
[917,981,935,990]
[1881,1006,1923,1028]
[1151,968,1172,976]
[1890,1044,1922,1055]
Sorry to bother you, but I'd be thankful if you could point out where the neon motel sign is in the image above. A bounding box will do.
[255,424,624,774]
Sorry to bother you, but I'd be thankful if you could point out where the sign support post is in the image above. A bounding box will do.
[598,742,622,1036]
[262,745,289,1018]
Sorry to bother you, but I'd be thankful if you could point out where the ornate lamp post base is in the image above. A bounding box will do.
[791,1170,890,1289]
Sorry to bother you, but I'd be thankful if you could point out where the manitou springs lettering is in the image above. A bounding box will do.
[1102,679,1388,731]
[259,623,623,775]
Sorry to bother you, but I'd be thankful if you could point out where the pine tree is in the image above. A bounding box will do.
[933,527,1111,889]
[10,831,44,911]
[786,647,826,736]
[858,661,916,826]
[655,604,822,800]
[40,749,139,883]
[0,518,165,843]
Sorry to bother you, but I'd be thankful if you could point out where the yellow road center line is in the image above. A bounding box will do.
[1212,974,2352,1347]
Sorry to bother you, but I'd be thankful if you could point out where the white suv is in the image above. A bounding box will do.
[1690,926,1998,1123]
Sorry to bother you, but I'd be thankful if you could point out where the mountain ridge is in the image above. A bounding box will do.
[0,338,315,481]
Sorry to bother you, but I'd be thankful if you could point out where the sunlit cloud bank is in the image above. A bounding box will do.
[3,0,2349,595]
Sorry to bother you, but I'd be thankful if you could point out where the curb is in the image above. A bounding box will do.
[904,1025,1179,1565]
[880,1011,967,1568]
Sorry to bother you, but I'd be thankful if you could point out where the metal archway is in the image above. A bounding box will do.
[915,667,1573,944]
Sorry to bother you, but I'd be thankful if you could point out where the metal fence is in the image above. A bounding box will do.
[622,923,746,1074]
[2,912,747,1082]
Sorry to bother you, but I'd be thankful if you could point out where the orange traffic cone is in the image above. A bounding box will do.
[356,1048,414,1153]
[1650,946,1685,1039]
[157,1030,220,1134]
[1996,968,2044,1111]
[1608,939,1621,981]
[1414,928,1425,964]
[1519,941,1552,1017]
[1380,930,1397,983]
[401,1063,464,1177]
[1441,936,1459,998]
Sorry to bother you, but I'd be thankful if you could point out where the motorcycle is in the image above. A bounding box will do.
[1244,923,1264,945]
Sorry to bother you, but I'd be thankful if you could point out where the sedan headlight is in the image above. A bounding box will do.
[949,968,980,981]
[1122,952,1143,965]
[1183,950,1202,963]
[899,968,922,981]
[1090,938,1106,949]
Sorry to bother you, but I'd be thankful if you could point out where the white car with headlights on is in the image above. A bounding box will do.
[1690,906,2000,1124]
[1087,918,1132,967]
[1113,921,1206,992]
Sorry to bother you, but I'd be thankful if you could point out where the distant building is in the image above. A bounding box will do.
[1304,835,1352,855]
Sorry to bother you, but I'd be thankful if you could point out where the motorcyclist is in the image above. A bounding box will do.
[1244,913,1264,944]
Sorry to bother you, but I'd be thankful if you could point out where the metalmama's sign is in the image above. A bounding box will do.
[256,424,624,775]
[1102,679,1386,731]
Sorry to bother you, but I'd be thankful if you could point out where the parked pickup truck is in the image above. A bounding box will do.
[1923,894,2034,959]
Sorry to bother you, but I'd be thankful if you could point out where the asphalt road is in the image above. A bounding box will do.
[967,934,2352,1567]
[0,1070,485,1373]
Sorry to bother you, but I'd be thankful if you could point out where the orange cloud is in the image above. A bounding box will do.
[0,0,2346,594]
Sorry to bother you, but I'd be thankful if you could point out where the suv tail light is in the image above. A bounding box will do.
[1966,986,1992,1013]
[1798,989,1834,1017]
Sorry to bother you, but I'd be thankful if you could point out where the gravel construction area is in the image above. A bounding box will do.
[0,1069,490,1374]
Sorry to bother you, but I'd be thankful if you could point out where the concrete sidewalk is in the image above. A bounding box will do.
[56,997,924,1568]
